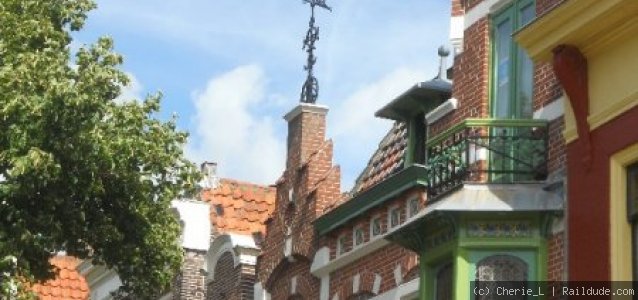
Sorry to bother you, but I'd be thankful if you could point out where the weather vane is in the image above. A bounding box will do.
[300,0,331,104]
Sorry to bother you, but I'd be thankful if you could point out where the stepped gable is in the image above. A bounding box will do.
[31,256,89,300]
[201,178,276,235]
[351,122,407,194]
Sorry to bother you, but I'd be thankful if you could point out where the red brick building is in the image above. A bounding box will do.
[308,0,567,298]
[255,104,343,299]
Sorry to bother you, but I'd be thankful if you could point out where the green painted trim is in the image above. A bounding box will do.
[426,118,547,147]
[455,247,470,300]
[490,0,537,119]
[420,242,457,300]
[314,165,428,235]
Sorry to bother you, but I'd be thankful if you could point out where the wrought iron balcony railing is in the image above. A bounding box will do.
[424,119,548,199]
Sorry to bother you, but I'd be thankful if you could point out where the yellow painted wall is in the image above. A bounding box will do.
[563,19,638,143]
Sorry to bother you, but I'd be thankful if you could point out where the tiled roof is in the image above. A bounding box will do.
[351,122,407,194]
[32,256,89,300]
[201,178,276,235]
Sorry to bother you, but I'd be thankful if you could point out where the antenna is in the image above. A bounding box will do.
[299,0,332,104]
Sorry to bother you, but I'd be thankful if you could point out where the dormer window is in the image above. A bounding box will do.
[389,206,401,229]
[353,227,365,247]
[407,197,420,218]
[375,47,453,167]
[337,235,348,256]
[370,217,382,237]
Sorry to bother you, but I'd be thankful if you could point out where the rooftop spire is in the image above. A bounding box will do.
[299,0,332,104]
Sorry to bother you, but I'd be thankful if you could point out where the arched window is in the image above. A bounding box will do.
[475,255,528,300]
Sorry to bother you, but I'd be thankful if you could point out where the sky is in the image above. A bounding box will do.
[74,0,451,190]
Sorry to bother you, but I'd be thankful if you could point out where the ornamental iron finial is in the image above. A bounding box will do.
[300,0,331,104]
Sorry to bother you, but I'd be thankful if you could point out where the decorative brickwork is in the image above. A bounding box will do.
[206,251,255,300]
[257,105,341,299]
[329,245,418,298]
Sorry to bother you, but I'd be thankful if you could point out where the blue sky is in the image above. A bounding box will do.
[74,0,451,189]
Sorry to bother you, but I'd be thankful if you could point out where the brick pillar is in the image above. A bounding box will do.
[174,250,207,300]
[284,103,329,170]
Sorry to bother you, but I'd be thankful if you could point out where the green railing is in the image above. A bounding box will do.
[424,119,548,199]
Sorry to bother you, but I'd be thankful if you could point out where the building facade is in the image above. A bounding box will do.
[518,0,638,284]
[78,162,275,300]
[312,0,569,299]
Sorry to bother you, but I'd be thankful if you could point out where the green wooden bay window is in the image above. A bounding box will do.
[491,0,535,119]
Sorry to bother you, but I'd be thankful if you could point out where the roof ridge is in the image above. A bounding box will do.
[218,178,276,191]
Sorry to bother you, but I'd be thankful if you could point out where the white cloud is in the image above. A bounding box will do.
[330,67,426,189]
[187,65,284,185]
[115,72,144,104]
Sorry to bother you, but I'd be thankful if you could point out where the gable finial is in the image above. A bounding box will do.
[300,0,331,104]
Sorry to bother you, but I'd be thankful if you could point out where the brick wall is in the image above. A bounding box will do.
[329,245,419,299]
[546,117,566,174]
[451,0,465,16]
[430,17,490,138]
[257,106,341,299]
[322,188,424,298]
[547,232,565,281]
[208,252,238,300]
[207,252,256,300]
[174,250,206,300]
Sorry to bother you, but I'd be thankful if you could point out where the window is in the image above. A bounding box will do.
[353,227,365,247]
[491,0,535,119]
[389,207,401,229]
[370,217,382,237]
[435,263,453,300]
[337,235,348,256]
[628,163,638,284]
[407,197,420,218]
[475,255,528,300]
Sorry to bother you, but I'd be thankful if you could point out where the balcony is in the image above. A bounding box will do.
[424,119,548,199]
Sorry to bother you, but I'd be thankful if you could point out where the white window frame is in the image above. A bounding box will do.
[388,206,402,229]
[336,234,348,257]
[406,196,420,219]
[370,216,382,238]
[353,226,365,248]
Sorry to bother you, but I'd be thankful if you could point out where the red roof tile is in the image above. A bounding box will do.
[351,122,407,194]
[32,256,89,300]
[201,178,276,236]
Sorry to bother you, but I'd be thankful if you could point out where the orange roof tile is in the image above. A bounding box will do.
[201,178,276,236]
[32,256,89,300]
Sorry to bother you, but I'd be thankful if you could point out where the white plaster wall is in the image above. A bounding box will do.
[171,199,211,251]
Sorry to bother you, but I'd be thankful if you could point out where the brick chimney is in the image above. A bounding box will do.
[283,103,329,170]
[200,161,219,189]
